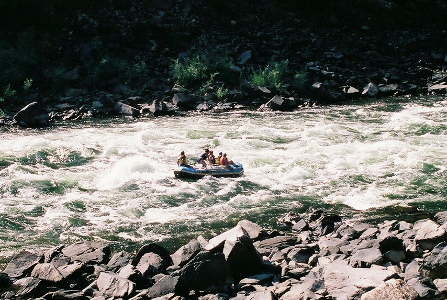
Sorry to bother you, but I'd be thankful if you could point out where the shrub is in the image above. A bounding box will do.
[293,68,308,90]
[172,54,210,87]
[250,60,289,91]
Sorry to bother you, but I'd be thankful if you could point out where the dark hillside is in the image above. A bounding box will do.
[0,0,446,124]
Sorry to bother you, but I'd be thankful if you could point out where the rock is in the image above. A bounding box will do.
[434,211,447,226]
[237,220,265,241]
[148,274,179,298]
[13,102,50,127]
[114,101,140,116]
[62,241,110,264]
[378,83,399,96]
[136,252,170,277]
[360,278,419,300]
[433,278,447,296]
[3,250,42,278]
[414,219,447,251]
[107,251,133,272]
[287,246,315,264]
[253,236,297,256]
[31,263,64,282]
[421,242,447,279]
[42,289,89,299]
[260,96,297,111]
[343,86,360,97]
[172,93,195,110]
[379,236,405,253]
[205,225,249,251]
[133,243,172,276]
[175,251,232,296]
[428,83,447,94]
[223,233,263,281]
[96,271,135,298]
[147,100,175,117]
[171,239,202,268]
[292,219,309,233]
[407,277,444,300]
[238,50,252,65]
[12,277,45,298]
[246,290,278,300]
[118,264,143,285]
[323,262,397,299]
[362,82,379,97]
[384,250,406,264]
[349,247,383,267]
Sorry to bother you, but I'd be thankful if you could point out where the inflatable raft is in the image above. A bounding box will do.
[174,163,244,179]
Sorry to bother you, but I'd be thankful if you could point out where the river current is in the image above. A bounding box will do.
[1,96,447,265]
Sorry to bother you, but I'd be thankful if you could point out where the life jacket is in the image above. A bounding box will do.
[215,157,220,165]
[178,155,187,166]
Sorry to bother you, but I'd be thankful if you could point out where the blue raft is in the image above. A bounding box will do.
[174,163,244,179]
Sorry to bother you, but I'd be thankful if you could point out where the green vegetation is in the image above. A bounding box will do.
[171,55,307,99]
[250,60,289,91]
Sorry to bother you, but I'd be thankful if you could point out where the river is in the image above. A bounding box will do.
[1,96,447,265]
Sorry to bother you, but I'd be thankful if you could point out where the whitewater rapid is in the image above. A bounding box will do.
[1,97,447,262]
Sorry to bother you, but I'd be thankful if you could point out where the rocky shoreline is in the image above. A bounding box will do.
[2,210,447,299]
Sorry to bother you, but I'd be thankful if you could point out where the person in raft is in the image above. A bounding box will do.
[215,152,222,165]
[220,153,236,168]
[197,148,209,168]
[177,151,191,167]
[208,150,216,165]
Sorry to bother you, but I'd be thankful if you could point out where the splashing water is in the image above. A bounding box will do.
[1,96,447,263]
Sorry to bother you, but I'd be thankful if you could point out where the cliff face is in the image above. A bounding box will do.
[0,0,446,121]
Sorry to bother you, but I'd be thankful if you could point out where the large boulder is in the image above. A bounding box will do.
[62,241,110,264]
[413,219,447,251]
[13,101,50,128]
[96,271,135,298]
[223,234,263,282]
[175,251,232,296]
[146,100,175,117]
[3,250,42,278]
[421,242,447,279]
[171,239,203,268]
[132,243,172,276]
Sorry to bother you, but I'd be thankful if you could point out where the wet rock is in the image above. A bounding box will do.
[114,101,140,116]
[96,271,135,298]
[13,102,50,128]
[146,100,176,117]
[428,83,447,94]
[362,82,379,97]
[172,93,195,110]
[378,83,399,96]
[3,250,42,278]
[62,241,110,264]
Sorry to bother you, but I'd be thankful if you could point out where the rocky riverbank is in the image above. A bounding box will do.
[3,210,447,299]
[1,0,447,127]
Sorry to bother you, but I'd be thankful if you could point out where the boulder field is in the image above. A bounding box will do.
[3,210,447,299]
